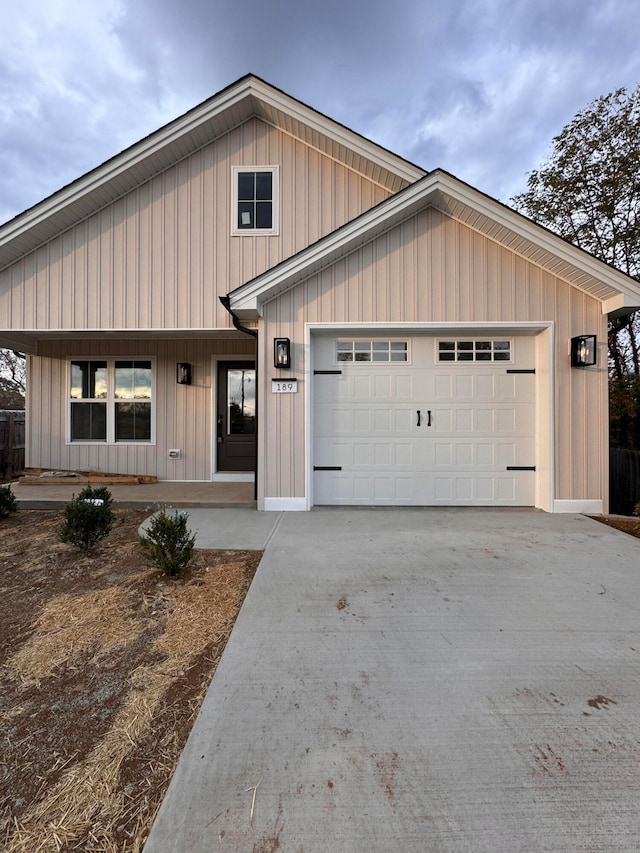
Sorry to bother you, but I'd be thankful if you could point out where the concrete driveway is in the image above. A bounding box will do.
[143,509,640,852]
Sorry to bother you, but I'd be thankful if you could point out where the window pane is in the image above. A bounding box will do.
[458,341,473,351]
[476,341,491,350]
[457,352,473,360]
[71,361,107,399]
[336,352,352,361]
[354,341,370,351]
[373,341,389,351]
[255,201,272,229]
[71,402,106,441]
[494,352,510,361]
[115,361,152,400]
[228,369,255,435]
[238,202,254,229]
[355,352,371,361]
[237,172,255,200]
[390,351,408,362]
[372,351,388,361]
[390,342,407,352]
[439,352,455,361]
[476,352,491,361]
[134,361,152,398]
[439,342,455,351]
[115,402,151,441]
[255,172,272,200]
[336,341,352,351]
[494,341,510,350]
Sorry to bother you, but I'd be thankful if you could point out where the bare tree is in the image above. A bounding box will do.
[0,349,26,409]
[512,86,640,448]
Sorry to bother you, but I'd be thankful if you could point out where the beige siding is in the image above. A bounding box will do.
[1,119,393,333]
[27,337,254,480]
[261,208,609,506]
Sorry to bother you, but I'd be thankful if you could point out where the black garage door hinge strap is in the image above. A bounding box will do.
[314,370,343,375]
[506,369,536,374]
[314,466,342,471]
[506,466,536,471]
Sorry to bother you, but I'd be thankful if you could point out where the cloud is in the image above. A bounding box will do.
[1,0,640,223]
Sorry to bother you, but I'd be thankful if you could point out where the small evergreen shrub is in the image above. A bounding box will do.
[0,484,18,519]
[141,508,195,576]
[58,485,114,552]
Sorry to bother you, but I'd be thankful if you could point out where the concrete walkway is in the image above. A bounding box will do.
[143,509,640,852]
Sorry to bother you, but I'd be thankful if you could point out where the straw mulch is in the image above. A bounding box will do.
[0,509,261,852]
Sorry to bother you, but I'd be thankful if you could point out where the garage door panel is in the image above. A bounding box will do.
[313,335,536,506]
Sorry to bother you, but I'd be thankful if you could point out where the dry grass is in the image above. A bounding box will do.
[0,509,261,852]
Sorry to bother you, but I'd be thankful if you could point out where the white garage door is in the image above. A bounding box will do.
[313,335,536,506]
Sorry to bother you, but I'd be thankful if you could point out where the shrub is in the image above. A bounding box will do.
[141,508,195,576]
[0,484,18,519]
[59,486,114,552]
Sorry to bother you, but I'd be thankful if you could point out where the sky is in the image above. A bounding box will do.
[1,0,640,226]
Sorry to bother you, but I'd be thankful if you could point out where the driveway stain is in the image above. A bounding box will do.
[587,695,618,710]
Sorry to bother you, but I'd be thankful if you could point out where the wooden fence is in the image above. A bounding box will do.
[610,447,640,516]
[0,411,25,480]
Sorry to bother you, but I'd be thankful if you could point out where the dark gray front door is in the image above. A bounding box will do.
[217,362,256,472]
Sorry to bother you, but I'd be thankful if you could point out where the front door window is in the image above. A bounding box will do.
[227,368,255,435]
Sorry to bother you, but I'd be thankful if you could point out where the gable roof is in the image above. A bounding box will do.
[228,169,640,320]
[0,75,425,272]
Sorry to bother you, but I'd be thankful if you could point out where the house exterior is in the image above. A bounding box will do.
[1,75,639,512]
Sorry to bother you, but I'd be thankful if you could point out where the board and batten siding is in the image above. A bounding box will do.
[1,118,395,333]
[27,337,254,480]
[260,208,609,507]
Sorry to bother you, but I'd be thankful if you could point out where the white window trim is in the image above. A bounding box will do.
[231,165,279,236]
[66,357,157,445]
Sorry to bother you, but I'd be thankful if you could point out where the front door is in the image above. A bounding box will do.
[216,362,256,472]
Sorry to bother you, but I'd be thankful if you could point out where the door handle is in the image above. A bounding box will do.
[427,410,432,427]
[417,410,422,427]
[217,414,224,444]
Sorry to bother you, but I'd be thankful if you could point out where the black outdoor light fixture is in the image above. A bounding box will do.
[176,362,192,385]
[571,335,597,368]
[274,337,291,369]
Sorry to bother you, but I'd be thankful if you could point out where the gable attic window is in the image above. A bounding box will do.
[232,166,279,235]
[68,359,155,444]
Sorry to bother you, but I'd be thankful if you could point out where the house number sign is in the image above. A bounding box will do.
[271,379,298,393]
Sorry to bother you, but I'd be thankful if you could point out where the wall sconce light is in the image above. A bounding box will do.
[176,362,192,385]
[571,335,597,368]
[274,337,291,369]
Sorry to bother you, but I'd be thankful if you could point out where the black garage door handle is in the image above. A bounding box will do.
[427,410,432,427]
[417,410,422,426]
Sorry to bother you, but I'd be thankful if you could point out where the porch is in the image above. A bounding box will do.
[10,479,255,510]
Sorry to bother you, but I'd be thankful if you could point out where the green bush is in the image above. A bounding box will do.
[0,484,18,519]
[141,508,195,576]
[634,502,640,519]
[58,486,114,552]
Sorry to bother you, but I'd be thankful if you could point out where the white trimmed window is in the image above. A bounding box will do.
[232,166,279,235]
[336,340,409,363]
[68,359,155,443]
[437,340,512,362]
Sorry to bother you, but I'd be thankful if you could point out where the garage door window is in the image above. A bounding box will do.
[336,340,408,363]
[438,340,511,362]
